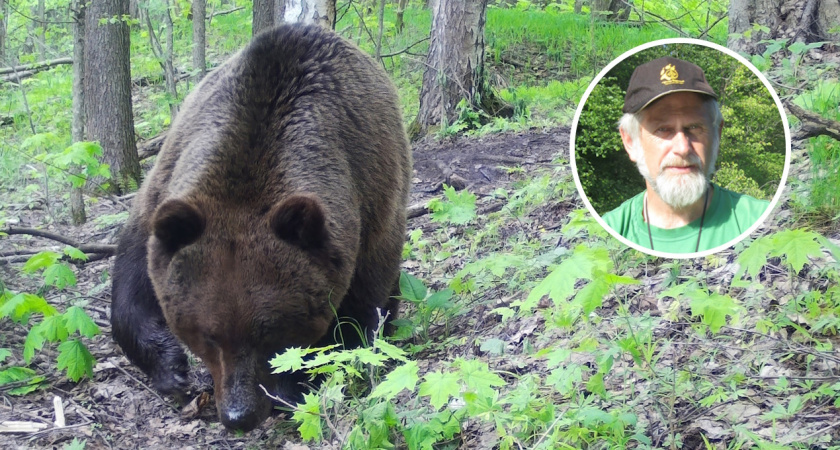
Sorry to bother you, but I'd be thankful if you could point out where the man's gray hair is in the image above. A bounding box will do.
[617,97,723,148]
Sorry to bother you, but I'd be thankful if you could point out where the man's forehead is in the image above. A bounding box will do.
[641,92,709,123]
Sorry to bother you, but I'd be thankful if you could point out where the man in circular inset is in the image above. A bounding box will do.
[601,56,769,253]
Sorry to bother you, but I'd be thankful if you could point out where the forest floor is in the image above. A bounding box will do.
[1,127,570,449]
[3,125,840,449]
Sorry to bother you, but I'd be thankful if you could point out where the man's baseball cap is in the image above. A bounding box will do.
[623,56,717,113]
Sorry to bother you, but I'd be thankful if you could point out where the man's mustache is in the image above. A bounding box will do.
[660,154,703,172]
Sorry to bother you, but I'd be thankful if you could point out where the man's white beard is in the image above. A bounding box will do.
[634,142,716,210]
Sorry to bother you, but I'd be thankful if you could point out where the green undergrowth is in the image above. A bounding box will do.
[269,158,840,448]
[0,247,102,392]
[793,81,840,222]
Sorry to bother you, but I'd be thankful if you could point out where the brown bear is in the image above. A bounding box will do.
[110,23,411,432]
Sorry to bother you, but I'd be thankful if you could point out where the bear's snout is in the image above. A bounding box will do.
[218,376,272,431]
[220,397,266,432]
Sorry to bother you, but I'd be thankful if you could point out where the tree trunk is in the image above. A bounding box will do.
[163,0,178,117]
[374,0,385,60]
[85,0,140,194]
[37,0,46,60]
[0,0,5,61]
[71,0,86,225]
[143,1,179,118]
[395,0,408,33]
[192,0,206,83]
[253,0,275,36]
[273,0,285,25]
[727,0,839,54]
[413,0,505,138]
[591,0,628,21]
[283,0,335,28]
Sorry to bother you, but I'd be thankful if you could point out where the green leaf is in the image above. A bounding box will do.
[456,359,505,398]
[429,185,477,225]
[689,291,742,334]
[0,293,58,323]
[426,289,454,310]
[63,246,89,262]
[56,339,96,382]
[0,366,44,395]
[0,366,37,385]
[62,438,88,450]
[0,348,10,364]
[22,251,61,274]
[63,306,100,338]
[586,372,607,399]
[292,392,322,441]
[270,347,317,374]
[24,325,48,363]
[769,229,824,273]
[479,338,506,356]
[521,245,611,312]
[44,264,77,289]
[399,271,427,302]
[374,339,407,362]
[369,360,419,400]
[419,370,461,410]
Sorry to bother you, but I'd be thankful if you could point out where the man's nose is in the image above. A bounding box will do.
[670,130,692,156]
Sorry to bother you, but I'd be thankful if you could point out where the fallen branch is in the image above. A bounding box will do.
[2,227,116,256]
[0,57,73,75]
[207,6,243,21]
[407,202,429,219]
[786,100,840,142]
[138,133,167,159]
[1,70,37,83]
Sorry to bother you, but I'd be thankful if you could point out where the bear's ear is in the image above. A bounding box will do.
[152,199,206,253]
[269,194,328,250]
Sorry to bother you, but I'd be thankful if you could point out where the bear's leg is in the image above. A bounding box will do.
[111,221,189,398]
[332,255,402,349]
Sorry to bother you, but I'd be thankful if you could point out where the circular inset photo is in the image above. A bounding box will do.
[570,39,790,259]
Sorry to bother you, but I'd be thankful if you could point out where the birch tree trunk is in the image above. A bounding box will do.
[283,0,335,29]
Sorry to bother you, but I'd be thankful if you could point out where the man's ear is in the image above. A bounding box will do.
[619,127,638,162]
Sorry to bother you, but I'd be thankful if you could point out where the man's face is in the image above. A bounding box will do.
[621,92,720,210]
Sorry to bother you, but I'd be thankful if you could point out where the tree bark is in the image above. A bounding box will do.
[37,0,46,60]
[163,0,178,117]
[143,1,179,118]
[253,0,275,36]
[727,0,838,54]
[395,0,409,33]
[71,0,86,225]
[283,0,335,28]
[85,0,140,194]
[0,0,6,61]
[374,0,385,60]
[192,0,206,83]
[413,0,505,138]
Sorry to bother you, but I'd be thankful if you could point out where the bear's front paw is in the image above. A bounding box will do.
[149,348,190,402]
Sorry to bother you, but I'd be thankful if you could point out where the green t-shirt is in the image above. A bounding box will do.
[601,184,770,254]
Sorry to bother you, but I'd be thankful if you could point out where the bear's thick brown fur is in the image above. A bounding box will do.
[111,24,411,432]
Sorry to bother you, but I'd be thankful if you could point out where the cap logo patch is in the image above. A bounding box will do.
[660,64,685,85]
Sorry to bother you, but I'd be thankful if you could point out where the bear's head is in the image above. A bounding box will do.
[145,194,353,431]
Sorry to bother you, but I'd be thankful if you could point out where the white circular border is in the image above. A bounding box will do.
[569,38,792,259]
